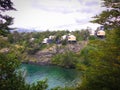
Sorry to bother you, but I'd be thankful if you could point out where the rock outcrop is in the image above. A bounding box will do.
[27,41,88,65]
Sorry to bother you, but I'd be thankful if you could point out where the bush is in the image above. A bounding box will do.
[0,52,48,90]
[52,51,78,68]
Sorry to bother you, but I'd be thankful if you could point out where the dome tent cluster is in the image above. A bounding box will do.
[42,34,77,44]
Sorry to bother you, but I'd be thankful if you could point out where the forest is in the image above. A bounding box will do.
[0,0,120,90]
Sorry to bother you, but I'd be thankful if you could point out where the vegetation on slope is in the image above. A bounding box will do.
[1,0,120,90]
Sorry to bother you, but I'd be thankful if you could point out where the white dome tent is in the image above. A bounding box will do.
[97,30,105,38]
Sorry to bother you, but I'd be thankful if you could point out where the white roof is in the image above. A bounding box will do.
[97,30,105,36]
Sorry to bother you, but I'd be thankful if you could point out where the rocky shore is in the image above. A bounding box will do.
[23,41,88,65]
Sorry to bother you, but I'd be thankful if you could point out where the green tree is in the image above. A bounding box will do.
[0,1,48,90]
[0,0,15,36]
[78,28,120,90]
[77,0,120,90]
[52,51,78,68]
[0,52,25,90]
[0,52,48,90]
[91,0,120,30]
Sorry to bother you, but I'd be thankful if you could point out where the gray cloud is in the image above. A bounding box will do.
[76,8,94,14]
[85,1,98,6]
[75,18,90,24]
[32,0,81,13]
[32,0,102,16]
[55,24,74,28]
[34,5,74,13]
[11,0,104,30]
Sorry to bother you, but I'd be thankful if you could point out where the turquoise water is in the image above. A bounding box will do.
[21,64,81,89]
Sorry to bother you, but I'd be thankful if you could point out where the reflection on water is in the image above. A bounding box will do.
[20,64,81,89]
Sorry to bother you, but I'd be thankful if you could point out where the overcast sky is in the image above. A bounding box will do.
[6,0,105,31]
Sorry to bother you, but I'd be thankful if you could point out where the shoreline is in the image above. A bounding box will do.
[22,61,53,66]
[21,61,76,69]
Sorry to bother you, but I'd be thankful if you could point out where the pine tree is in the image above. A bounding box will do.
[0,0,15,36]
[77,0,120,90]
[91,0,120,29]
[0,1,48,90]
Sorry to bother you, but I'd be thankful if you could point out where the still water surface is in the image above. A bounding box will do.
[21,64,81,89]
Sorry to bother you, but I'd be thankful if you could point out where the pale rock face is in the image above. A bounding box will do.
[0,48,9,53]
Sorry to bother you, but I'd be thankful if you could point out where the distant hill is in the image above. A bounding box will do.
[10,28,43,33]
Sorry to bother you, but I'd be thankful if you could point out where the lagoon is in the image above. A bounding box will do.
[21,64,81,89]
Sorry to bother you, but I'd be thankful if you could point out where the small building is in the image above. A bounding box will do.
[97,30,105,38]
[61,35,67,40]
[42,38,49,44]
[48,35,56,43]
[90,31,95,36]
[29,38,35,42]
[67,34,76,43]
[49,35,56,40]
